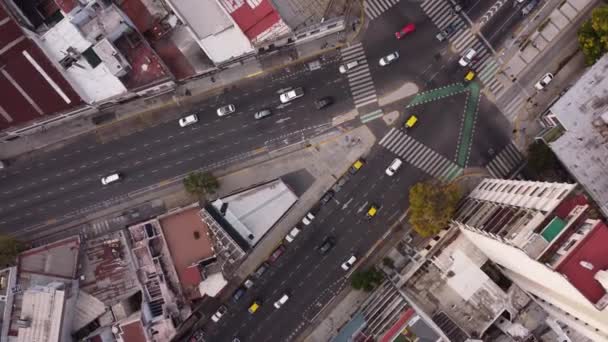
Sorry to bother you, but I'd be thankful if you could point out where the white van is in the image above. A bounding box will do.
[101,173,121,185]
[385,158,403,176]
[285,227,301,243]
[273,294,289,309]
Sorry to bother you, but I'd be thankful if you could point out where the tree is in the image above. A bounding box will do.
[527,141,558,174]
[183,171,219,197]
[578,6,608,65]
[0,235,24,267]
[408,181,461,238]
[382,257,395,269]
[351,268,384,292]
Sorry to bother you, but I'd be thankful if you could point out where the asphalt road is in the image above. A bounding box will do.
[480,0,535,49]
[0,55,353,233]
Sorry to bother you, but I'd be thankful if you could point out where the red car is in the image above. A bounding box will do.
[395,23,416,39]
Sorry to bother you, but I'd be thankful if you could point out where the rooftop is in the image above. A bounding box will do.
[555,221,608,304]
[219,0,290,44]
[211,179,298,247]
[116,315,147,342]
[18,236,80,279]
[159,207,214,289]
[0,3,83,131]
[549,53,608,216]
[17,283,65,342]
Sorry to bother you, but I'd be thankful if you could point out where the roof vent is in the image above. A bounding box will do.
[594,270,608,291]
[580,261,594,270]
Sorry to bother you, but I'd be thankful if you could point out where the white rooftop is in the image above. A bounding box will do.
[17,283,66,342]
[211,179,298,247]
[198,272,227,297]
[164,0,253,63]
[549,54,608,216]
[39,19,127,103]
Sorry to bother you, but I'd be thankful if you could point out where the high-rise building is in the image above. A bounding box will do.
[453,178,608,341]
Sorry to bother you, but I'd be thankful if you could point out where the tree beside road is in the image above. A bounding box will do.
[351,268,384,292]
[578,6,608,65]
[408,181,461,238]
[0,235,24,267]
[183,171,219,197]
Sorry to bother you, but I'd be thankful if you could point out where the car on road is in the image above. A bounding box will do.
[534,73,554,90]
[385,158,403,176]
[211,305,227,323]
[458,48,477,67]
[318,236,336,255]
[244,278,254,288]
[285,227,301,243]
[436,23,457,42]
[379,52,399,66]
[254,109,272,120]
[279,87,304,103]
[217,104,236,116]
[366,204,379,219]
[101,172,121,185]
[248,300,261,314]
[339,60,359,74]
[349,159,365,174]
[302,211,316,225]
[320,190,335,205]
[522,0,539,15]
[315,97,333,109]
[273,294,290,309]
[404,115,418,129]
[268,245,286,263]
[395,23,415,39]
[253,262,270,278]
[464,70,476,82]
[178,114,198,127]
[341,255,357,271]
[232,287,246,303]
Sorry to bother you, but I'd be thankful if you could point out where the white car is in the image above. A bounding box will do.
[341,255,357,271]
[273,294,289,309]
[385,158,403,176]
[534,73,554,90]
[279,87,304,103]
[178,114,198,127]
[101,173,121,185]
[285,227,301,243]
[458,48,477,67]
[211,306,227,323]
[339,60,359,74]
[302,212,315,225]
[379,52,399,66]
[217,104,236,117]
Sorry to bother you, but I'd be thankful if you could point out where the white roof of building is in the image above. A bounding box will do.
[164,0,253,63]
[17,283,66,342]
[39,19,127,103]
[549,54,608,216]
[211,179,298,247]
[198,272,227,297]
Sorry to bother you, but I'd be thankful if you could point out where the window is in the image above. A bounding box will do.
[538,188,549,197]
[562,239,576,251]
[529,187,539,196]
[82,47,102,68]
[557,189,569,199]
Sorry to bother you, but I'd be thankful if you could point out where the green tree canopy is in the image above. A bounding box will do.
[351,268,384,292]
[183,171,219,197]
[578,6,608,65]
[408,181,461,238]
[0,235,24,267]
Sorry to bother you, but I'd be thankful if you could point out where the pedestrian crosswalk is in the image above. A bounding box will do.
[364,0,400,20]
[485,143,526,178]
[379,128,463,182]
[340,43,378,109]
[500,94,527,120]
[82,216,127,239]
[420,0,504,96]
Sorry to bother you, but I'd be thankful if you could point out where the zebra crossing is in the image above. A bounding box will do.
[500,94,527,120]
[82,216,127,239]
[340,43,378,109]
[485,143,526,178]
[364,0,400,20]
[420,0,504,96]
[379,128,463,182]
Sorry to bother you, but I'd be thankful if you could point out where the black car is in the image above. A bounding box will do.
[232,287,246,303]
[320,190,335,205]
[253,262,270,278]
[315,97,333,109]
[318,236,335,255]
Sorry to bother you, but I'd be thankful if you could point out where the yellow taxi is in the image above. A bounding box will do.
[349,159,365,174]
[464,70,476,82]
[248,301,260,314]
[366,204,379,219]
[404,115,418,129]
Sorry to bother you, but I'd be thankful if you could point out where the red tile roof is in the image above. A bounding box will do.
[150,38,195,80]
[556,221,608,304]
[118,0,156,33]
[226,0,280,40]
[120,320,147,342]
[379,308,415,342]
[54,0,79,13]
[113,33,170,90]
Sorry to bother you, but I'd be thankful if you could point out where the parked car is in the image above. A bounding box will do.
[341,255,357,271]
[211,306,227,323]
[273,294,290,309]
[318,236,336,255]
[279,87,304,103]
[395,23,416,39]
[232,287,246,303]
[285,227,301,243]
[253,262,270,278]
[339,60,359,74]
[315,97,333,109]
[268,245,286,263]
[458,48,477,67]
[254,109,272,120]
[522,0,539,15]
[349,159,365,174]
[379,52,399,66]
[534,73,554,90]
[217,104,236,116]
[178,114,198,127]
[244,278,254,288]
[320,190,335,205]
[302,211,316,225]
[435,23,457,42]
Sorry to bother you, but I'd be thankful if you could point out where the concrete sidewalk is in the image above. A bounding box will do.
[0,5,365,161]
